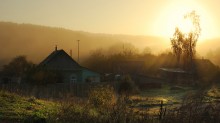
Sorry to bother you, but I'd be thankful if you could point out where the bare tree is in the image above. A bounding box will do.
[170,28,184,67]
[183,11,201,70]
[170,11,201,70]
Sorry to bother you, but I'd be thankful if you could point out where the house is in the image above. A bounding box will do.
[39,47,100,83]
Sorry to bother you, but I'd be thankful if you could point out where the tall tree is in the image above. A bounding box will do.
[170,28,184,67]
[170,11,201,70]
[183,11,201,70]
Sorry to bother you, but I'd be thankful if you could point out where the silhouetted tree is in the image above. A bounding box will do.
[117,75,139,96]
[83,48,108,73]
[142,46,152,55]
[170,28,184,67]
[3,56,34,77]
[170,11,201,70]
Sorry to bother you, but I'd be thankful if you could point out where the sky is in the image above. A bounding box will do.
[0,0,220,40]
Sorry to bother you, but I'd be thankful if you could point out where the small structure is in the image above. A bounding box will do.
[39,47,100,83]
[159,67,193,83]
[159,59,218,84]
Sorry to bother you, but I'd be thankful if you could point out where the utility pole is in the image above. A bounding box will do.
[70,49,72,58]
[77,40,80,63]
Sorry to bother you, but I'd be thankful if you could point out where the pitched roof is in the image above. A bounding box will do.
[159,59,217,74]
[159,68,187,73]
[39,49,81,70]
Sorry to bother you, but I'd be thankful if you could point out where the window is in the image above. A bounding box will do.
[86,76,96,83]
[70,74,77,83]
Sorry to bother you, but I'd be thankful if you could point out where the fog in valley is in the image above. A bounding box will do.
[0,22,168,67]
[0,22,220,68]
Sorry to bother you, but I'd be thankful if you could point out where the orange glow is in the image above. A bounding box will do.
[154,0,218,41]
[178,18,194,34]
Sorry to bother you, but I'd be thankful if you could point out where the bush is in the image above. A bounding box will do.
[162,91,220,123]
[117,75,139,96]
[88,85,116,110]
[50,100,100,123]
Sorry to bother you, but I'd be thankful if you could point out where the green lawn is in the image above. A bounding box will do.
[1,84,220,122]
[0,90,57,122]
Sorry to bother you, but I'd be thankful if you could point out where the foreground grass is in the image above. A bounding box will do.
[1,84,220,123]
[0,86,158,123]
[129,84,220,115]
[129,85,196,113]
[0,90,57,122]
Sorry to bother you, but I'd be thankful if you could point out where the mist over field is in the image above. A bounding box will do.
[0,22,220,67]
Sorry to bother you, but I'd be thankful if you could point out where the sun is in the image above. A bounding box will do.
[153,0,217,41]
[177,17,194,34]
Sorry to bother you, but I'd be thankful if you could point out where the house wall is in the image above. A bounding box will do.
[62,70,83,83]
[61,69,100,83]
[82,69,100,83]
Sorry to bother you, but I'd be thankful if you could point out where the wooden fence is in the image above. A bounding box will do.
[0,82,102,99]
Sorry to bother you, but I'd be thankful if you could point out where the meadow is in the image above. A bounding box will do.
[1,83,220,123]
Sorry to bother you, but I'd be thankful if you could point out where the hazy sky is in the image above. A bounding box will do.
[0,0,220,39]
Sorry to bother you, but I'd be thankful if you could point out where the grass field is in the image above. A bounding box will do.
[129,84,216,114]
[1,84,220,122]
[0,90,57,122]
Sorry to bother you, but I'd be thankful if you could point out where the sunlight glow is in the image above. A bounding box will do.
[178,18,194,34]
[153,0,218,41]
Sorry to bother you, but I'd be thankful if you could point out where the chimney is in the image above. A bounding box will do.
[55,45,57,51]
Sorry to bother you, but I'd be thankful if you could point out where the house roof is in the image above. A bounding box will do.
[39,49,81,71]
[159,68,187,73]
[159,59,217,74]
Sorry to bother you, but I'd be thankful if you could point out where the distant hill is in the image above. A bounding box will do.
[0,22,169,66]
[0,22,219,67]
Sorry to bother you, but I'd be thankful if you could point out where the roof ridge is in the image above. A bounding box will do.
[38,49,81,70]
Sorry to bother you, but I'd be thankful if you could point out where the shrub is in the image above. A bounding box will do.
[161,91,220,123]
[117,75,139,96]
[88,85,116,111]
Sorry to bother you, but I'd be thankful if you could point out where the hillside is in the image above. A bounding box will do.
[0,22,168,67]
[0,22,220,67]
